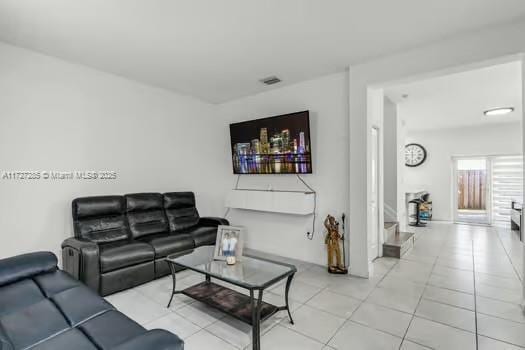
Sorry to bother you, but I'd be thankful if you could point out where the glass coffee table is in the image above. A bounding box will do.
[166,246,296,350]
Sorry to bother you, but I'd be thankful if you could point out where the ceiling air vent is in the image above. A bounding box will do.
[260,76,281,85]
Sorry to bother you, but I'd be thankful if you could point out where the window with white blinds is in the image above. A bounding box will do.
[492,155,523,226]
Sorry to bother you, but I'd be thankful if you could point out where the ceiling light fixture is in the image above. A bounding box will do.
[483,107,514,116]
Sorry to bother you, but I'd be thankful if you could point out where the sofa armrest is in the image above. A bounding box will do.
[111,329,184,350]
[199,217,229,227]
[0,252,57,287]
[61,237,100,292]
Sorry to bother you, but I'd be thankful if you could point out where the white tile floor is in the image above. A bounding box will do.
[106,223,525,349]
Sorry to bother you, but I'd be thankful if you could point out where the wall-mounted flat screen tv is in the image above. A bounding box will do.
[229,111,312,174]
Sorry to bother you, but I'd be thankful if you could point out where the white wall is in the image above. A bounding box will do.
[0,41,349,268]
[404,123,522,221]
[0,42,226,260]
[397,118,409,231]
[217,72,349,266]
[349,19,525,277]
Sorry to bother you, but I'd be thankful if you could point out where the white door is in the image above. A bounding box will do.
[369,127,380,261]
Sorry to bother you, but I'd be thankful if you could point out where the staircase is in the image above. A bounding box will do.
[382,221,415,258]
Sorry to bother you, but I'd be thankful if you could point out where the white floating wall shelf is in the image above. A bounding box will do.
[225,189,315,215]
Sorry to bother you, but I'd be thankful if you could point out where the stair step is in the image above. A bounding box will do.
[384,221,399,242]
[383,231,415,259]
[384,222,398,230]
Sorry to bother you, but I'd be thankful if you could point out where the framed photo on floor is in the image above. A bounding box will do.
[214,225,245,261]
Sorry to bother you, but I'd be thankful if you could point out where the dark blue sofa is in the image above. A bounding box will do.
[0,251,183,350]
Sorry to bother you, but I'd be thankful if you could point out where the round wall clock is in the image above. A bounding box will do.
[405,143,427,167]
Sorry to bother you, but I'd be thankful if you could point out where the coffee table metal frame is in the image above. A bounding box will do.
[166,253,296,350]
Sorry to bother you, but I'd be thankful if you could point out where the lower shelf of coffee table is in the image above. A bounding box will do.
[181,281,279,325]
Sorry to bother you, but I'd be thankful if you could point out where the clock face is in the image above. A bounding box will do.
[405,143,427,167]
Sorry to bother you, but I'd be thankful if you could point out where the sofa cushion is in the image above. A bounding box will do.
[79,310,146,350]
[125,193,169,239]
[34,270,82,297]
[0,279,44,317]
[73,196,130,243]
[182,226,218,247]
[100,242,154,273]
[0,299,69,350]
[163,192,200,232]
[140,233,195,258]
[52,286,114,326]
[34,329,98,350]
[100,261,154,296]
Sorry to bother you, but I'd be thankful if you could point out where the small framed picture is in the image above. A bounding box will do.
[214,225,245,261]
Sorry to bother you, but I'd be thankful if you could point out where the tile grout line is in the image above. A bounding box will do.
[418,294,525,324]
[133,226,521,349]
[274,322,328,347]
[424,281,523,306]
[354,286,495,336]
[322,259,401,348]
[278,286,334,345]
[398,239,441,350]
[403,312,475,335]
[199,328,243,349]
[472,239,479,350]
[479,334,525,349]
[261,284,340,347]
[494,226,523,282]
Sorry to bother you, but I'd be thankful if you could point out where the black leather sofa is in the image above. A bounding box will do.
[62,192,228,296]
[0,251,183,350]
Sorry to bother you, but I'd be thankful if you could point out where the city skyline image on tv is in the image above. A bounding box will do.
[229,111,312,174]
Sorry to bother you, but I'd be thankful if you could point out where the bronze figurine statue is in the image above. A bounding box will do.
[324,215,348,274]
